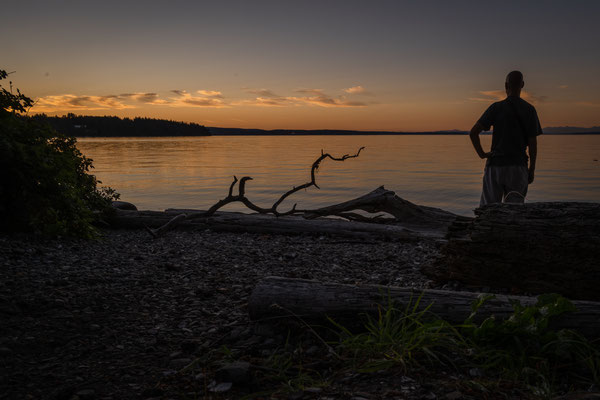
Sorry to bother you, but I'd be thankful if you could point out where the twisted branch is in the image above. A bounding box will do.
[147,147,365,237]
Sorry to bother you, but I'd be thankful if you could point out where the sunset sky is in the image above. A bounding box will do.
[2,0,599,131]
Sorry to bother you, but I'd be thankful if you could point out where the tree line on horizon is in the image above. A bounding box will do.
[34,114,211,137]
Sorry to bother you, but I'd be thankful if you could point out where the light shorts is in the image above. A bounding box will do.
[480,165,528,207]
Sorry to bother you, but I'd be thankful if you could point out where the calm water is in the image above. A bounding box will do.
[77,135,600,216]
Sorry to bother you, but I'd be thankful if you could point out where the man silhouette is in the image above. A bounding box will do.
[469,70,542,206]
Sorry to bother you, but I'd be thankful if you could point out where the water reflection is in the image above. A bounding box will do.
[77,135,600,216]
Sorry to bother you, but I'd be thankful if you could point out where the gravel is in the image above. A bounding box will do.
[0,228,444,399]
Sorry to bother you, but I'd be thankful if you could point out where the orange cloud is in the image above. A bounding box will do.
[32,94,137,112]
[169,90,228,108]
[343,85,372,95]
[32,89,229,112]
[291,91,367,107]
[469,90,547,104]
[244,88,281,98]
[120,92,169,104]
[197,90,223,98]
[241,88,368,107]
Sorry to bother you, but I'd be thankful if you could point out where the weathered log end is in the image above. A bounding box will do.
[423,202,600,301]
[303,186,459,227]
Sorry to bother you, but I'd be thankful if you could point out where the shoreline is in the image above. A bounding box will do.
[73,132,600,138]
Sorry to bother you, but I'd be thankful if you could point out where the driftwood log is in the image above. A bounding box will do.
[248,276,600,338]
[423,202,600,301]
[108,187,462,240]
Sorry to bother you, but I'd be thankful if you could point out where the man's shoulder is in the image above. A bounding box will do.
[514,97,537,112]
[483,100,503,112]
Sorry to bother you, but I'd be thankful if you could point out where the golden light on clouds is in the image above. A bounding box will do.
[33,94,137,112]
[239,87,370,108]
[169,90,228,108]
[28,84,598,131]
[468,90,547,105]
[32,86,372,114]
[343,85,372,95]
[32,90,229,112]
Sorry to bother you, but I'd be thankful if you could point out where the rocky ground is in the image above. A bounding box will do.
[0,228,521,399]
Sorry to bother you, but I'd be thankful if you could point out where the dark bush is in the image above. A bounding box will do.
[0,69,118,237]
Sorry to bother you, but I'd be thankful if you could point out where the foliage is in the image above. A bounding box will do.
[0,69,118,237]
[463,293,600,394]
[0,70,33,113]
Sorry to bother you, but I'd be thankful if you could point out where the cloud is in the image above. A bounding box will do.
[180,97,225,107]
[32,89,228,112]
[244,88,281,98]
[241,88,367,108]
[249,97,295,107]
[120,92,169,104]
[343,85,373,95]
[294,95,366,107]
[559,85,569,89]
[469,90,547,104]
[33,94,136,112]
[168,90,228,108]
[197,90,223,98]
[295,88,325,95]
[292,89,367,107]
[32,86,369,113]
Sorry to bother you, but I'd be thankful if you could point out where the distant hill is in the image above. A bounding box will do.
[542,126,600,134]
[35,114,211,137]
[207,127,469,135]
[209,127,600,135]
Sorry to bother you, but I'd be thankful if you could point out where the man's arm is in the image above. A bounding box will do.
[469,122,492,159]
[527,136,537,184]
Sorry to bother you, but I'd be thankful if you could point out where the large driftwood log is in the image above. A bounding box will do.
[423,202,600,301]
[248,277,600,338]
[108,187,463,240]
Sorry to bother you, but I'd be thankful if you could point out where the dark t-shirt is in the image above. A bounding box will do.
[478,96,543,166]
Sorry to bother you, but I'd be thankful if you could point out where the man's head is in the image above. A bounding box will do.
[505,70,524,96]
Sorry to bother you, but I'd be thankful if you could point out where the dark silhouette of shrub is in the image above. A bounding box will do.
[0,69,118,237]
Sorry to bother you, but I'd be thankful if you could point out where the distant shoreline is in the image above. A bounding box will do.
[74,131,600,137]
[207,127,600,136]
[38,115,600,137]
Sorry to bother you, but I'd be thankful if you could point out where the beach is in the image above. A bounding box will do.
[1,228,449,399]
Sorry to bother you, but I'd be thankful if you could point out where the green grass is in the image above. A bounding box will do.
[328,292,465,373]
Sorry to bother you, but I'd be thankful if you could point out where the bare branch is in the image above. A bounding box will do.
[228,176,238,197]
[147,147,365,237]
[238,177,253,197]
[272,146,365,215]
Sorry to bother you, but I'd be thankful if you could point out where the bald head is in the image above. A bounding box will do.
[505,70,524,96]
